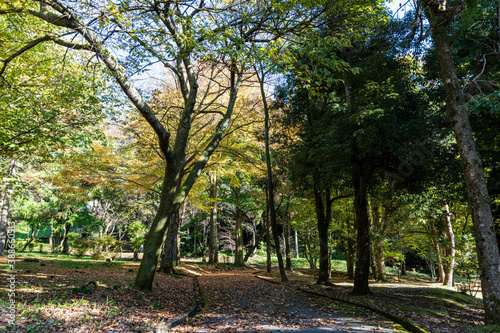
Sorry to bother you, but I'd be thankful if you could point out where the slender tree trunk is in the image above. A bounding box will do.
[284,196,292,270]
[265,189,272,274]
[208,171,219,265]
[244,219,265,262]
[433,241,445,283]
[0,160,16,256]
[424,5,500,322]
[295,229,299,259]
[233,187,244,267]
[260,70,287,282]
[252,219,257,257]
[443,202,456,286]
[315,188,332,285]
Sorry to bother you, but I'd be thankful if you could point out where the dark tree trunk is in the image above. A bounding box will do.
[158,211,180,274]
[315,188,332,285]
[62,223,71,255]
[284,196,292,270]
[208,171,219,265]
[265,190,272,274]
[345,74,371,295]
[424,3,500,322]
[352,168,371,295]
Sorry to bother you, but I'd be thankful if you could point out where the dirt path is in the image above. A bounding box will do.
[172,270,399,332]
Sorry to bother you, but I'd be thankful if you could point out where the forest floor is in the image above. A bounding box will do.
[0,255,496,333]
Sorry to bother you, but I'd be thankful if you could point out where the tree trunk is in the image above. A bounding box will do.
[376,242,386,281]
[233,187,244,267]
[260,70,287,283]
[176,206,182,267]
[425,6,500,322]
[208,171,219,265]
[434,241,445,284]
[244,219,265,262]
[346,218,355,280]
[370,241,377,279]
[53,230,61,253]
[158,211,179,274]
[284,196,292,270]
[295,229,299,259]
[0,160,16,256]
[352,170,371,295]
[62,223,71,255]
[134,164,180,290]
[443,202,456,286]
[315,188,332,285]
[265,190,272,274]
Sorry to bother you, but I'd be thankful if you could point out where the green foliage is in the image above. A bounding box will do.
[127,221,147,253]
[152,301,162,310]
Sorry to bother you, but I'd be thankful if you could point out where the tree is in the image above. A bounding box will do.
[419,0,500,322]
[0,0,314,290]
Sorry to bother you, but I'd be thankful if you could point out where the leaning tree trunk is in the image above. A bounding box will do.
[295,229,299,259]
[134,163,180,290]
[315,187,333,285]
[208,171,219,265]
[0,160,16,256]
[443,202,456,286]
[433,241,445,284]
[425,7,500,322]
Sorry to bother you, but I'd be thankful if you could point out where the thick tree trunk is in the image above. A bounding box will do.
[233,187,244,267]
[134,164,179,290]
[208,171,219,265]
[0,160,16,256]
[159,211,180,274]
[443,203,456,286]
[53,230,61,253]
[425,8,500,322]
[315,188,332,285]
